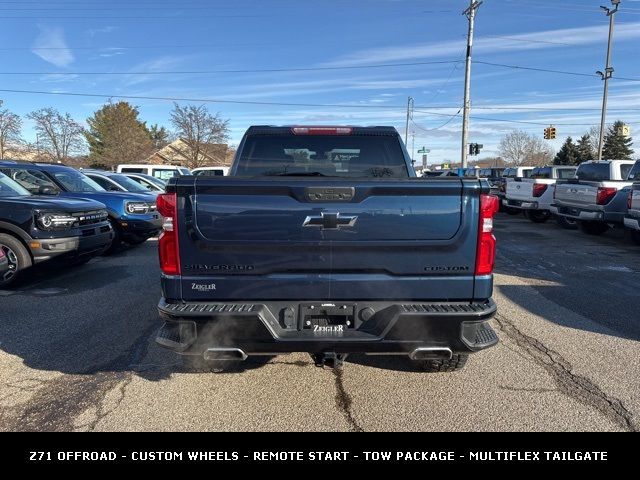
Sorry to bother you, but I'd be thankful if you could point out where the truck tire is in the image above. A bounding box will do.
[504,207,521,215]
[555,215,578,230]
[525,210,550,223]
[0,233,32,288]
[579,220,609,235]
[417,353,468,372]
[102,218,121,255]
[630,229,640,245]
[127,236,147,245]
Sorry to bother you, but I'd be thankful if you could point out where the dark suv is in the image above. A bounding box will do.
[0,161,161,252]
[0,171,113,287]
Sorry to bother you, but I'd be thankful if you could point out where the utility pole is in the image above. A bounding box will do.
[411,131,416,166]
[597,0,620,160]
[461,0,482,169]
[404,96,413,146]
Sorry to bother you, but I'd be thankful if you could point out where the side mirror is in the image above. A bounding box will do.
[39,186,58,195]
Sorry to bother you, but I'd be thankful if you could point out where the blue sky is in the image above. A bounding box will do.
[0,0,639,163]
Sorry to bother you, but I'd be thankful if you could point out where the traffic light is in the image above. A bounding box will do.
[468,143,483,156]
[544,126,556,140]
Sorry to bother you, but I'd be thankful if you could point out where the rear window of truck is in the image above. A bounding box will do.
[479,168,503,178]
[503,168,531,178]
[620,163,633,180]
[628,162,640,181]
[557,168,576,179]
[576,163,611,181]
[235,134,409,178]
[531,167,552,179]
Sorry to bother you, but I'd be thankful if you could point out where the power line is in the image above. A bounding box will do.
[0,60,463,76]
[0,86,637,116]
[0,14,264,19]
[0,43,274,51]
[478,35,572,46]
[467,115,595,127]
[0,58,636,83]
[413,109,601,126]
[474,60,640,82]
[0,87,441,109]
[411,109,462,132]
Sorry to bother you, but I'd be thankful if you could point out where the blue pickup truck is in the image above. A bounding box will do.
[0,161,161,252]
[155,126,499,371]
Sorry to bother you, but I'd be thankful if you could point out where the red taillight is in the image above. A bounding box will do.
[291,126,352,135]
[532,183,548,198]
[475,194,499,276]
[596,187,617,205]
[157,193,180,275]
[629,190,634,210]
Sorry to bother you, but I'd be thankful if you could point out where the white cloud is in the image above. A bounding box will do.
[98,48,126,58]
[121,55,193,86]
[325,22,640,66]
[87,26,118,37]
[34,73,80,83]
[31,25,74,68]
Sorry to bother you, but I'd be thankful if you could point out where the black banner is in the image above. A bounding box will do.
[2,432,630,469]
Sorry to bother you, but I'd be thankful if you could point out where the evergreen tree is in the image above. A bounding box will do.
[553,136,579,165]
[576,134,594,164]
[85,101,153,168]
[602,120,634,159]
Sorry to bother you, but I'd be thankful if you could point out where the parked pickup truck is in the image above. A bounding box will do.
[0,171,112,287]
[478,168,505,196]
[498,166,534,214]
[504,166,577,225]
[623,160,640,244]
[155,125,499,371]
[552,160,635,235]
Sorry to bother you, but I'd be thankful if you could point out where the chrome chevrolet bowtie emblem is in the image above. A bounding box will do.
[303,212,358,230]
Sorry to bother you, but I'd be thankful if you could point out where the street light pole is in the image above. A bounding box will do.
[404,96,413,146]
[461,0,482,169]
[597,0,620,161]
[411,131,416,166]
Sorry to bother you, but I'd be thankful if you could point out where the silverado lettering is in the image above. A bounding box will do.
[185,264,255,271]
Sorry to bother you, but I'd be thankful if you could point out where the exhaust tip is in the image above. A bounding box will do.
[203,348,248,362]
[409,347,452,361]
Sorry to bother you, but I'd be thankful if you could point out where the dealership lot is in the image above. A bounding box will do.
[0,214,638,432]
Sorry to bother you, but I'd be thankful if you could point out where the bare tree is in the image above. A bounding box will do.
[0,104,23,159]
[169,103,229,168]
[28,108,85,162]
[588,126,602,159]
[498,130,554,166]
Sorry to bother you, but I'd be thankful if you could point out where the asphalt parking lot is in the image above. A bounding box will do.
[1,214,638,432]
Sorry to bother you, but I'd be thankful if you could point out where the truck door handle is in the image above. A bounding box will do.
[303,212,358,229]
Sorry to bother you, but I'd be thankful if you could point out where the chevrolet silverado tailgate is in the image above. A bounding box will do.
[176,177,483,301]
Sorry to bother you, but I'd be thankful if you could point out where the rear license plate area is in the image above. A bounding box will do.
[299,303,356,330]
